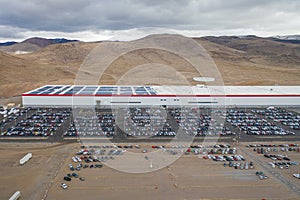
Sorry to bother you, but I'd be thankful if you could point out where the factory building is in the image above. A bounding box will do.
[22,85,300,107]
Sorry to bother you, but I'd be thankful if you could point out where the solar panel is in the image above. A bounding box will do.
[28,92,41,94]
[146,86,157,95]
[97,86,118,94]
[119,87,132,94]
[64,86,84,94]
[43,86,63,94]
[36,86,52,92]
[77,86,98,94]
[26,85,158,95]
[134,86,149,95]
[99,86,117,89]
[83,86,98,90]
[27,85,56,94]
[53,86,71,94]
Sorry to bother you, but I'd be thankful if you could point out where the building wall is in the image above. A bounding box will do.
[22,95,300,107]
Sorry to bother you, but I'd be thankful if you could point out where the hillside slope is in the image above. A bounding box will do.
[197,37,300,85]
[0,35,300,98]
[17,42,99,68]
[0,37,78,54]
[0,51,74,97]
[203,36,300,67]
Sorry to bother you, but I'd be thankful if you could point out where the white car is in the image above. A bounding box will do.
[61,183,68,189]
[142,149,147,153]
[293,174,300,179]
[72,157,78,163]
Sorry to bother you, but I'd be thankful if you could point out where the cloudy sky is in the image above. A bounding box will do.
[0,0,299,42]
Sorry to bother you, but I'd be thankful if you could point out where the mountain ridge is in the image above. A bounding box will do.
[0,37,79,54]
[0,34,300,99]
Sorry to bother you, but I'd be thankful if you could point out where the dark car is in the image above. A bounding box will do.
[95,164,103,168]
[64,176,72,181]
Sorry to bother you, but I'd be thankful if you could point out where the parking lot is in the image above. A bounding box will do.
[45,142,300,200]
[0,139,299,200]
[1,106,299,143]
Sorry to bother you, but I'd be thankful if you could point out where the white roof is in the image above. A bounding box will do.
[153,86,300,95]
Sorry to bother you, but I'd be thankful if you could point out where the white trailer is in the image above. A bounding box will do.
[9,191,21,200]
[19,153,32,165]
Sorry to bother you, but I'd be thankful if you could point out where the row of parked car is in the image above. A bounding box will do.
[263,154,291,161]
[2,107,299,138]
[226,109,295,135]
[251,107,300,130]
[64,111,116,137]
[203,154,245,162]
[246,143,300,154]
[268,161,299,169]
[0,107,32,133]
[169,108,235,136]
[203,152,255,170]
[4,108,70,136]
[124,107,176,137]
[246,143,298,147]
[0,107,20,119]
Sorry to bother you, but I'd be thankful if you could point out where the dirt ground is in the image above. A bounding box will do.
[1,141,298,200]
[0,143,74,200]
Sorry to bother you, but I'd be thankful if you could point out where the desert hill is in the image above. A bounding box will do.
[197,37,300,85]
[0,37,78,54]
[202,36,300,67]
[0,51,74,97]
[17,42,99,68]
[0,34,300,99]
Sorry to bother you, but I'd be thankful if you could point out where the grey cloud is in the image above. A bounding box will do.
[0,0,299,40]
[0,26,26,39]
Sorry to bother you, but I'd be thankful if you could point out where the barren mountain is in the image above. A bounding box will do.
[0,34,299,99]
[202,36,300,67]
[17,42,99,68]
[0,37,78,54]
[197,37,300,85]
[0,51,74,97]
[272,35,300,43]
[98,36,300,86]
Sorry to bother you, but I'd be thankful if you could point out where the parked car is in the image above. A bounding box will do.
[293,174,300,179]
[63,176,71,181]
[61,183,68,189]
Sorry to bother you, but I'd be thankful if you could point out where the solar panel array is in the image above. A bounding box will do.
[26,85,157,95]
